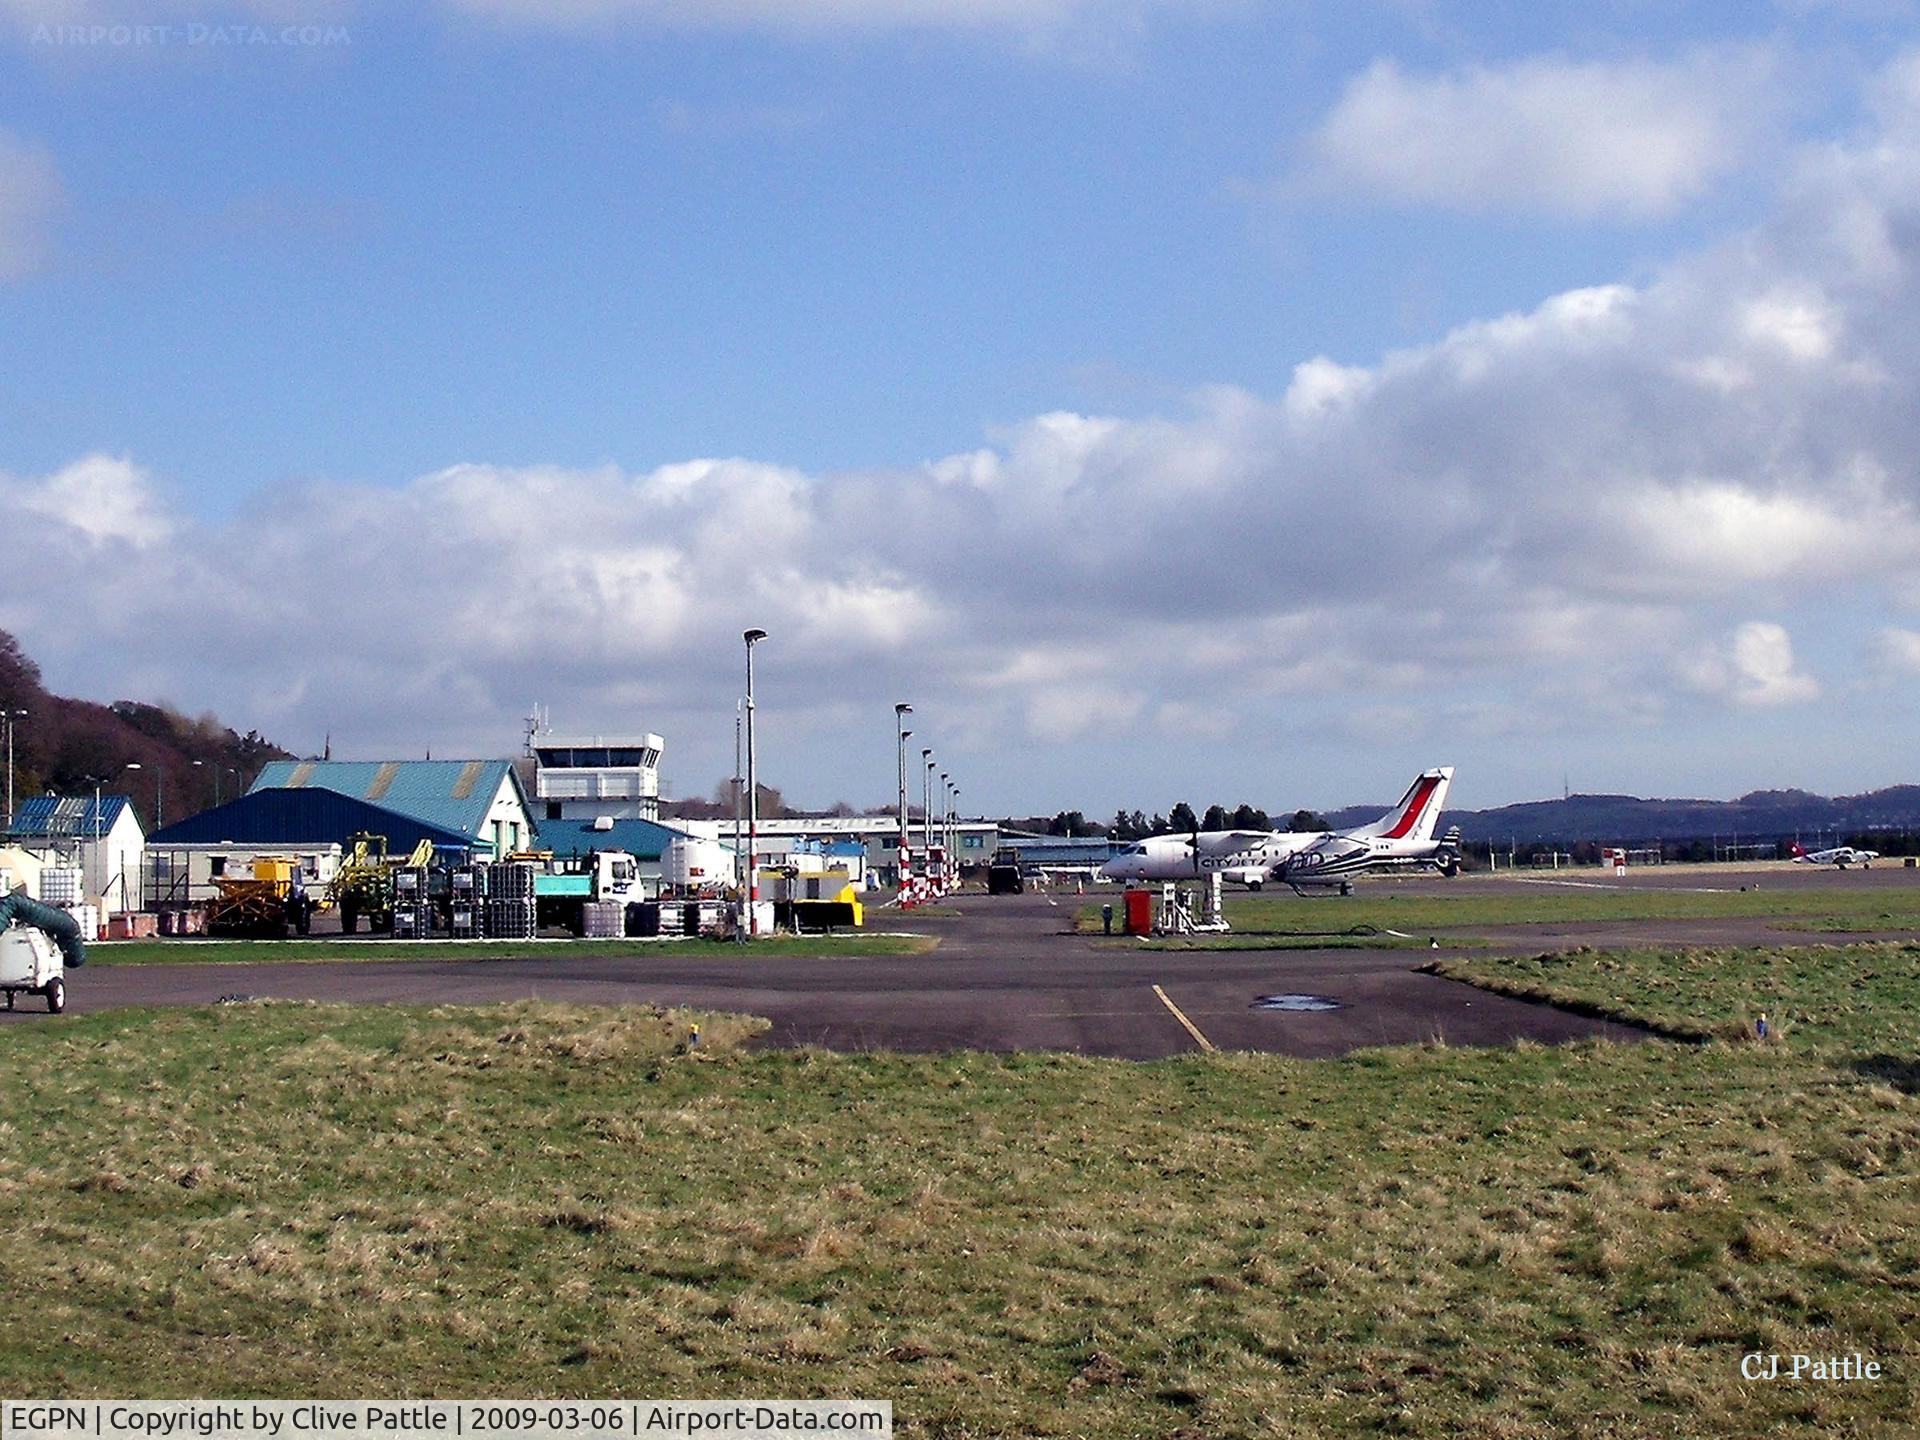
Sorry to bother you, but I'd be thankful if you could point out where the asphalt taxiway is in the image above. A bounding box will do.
[1,890,1662,1058]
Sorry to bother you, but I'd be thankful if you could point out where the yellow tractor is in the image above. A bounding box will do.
[326,834,434,933]
[204,857,309,938]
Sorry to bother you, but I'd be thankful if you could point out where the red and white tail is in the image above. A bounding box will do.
[1353,767,1454,843]
[1789,842,1808,859]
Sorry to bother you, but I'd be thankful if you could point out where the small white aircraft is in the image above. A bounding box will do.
[1277,767,1460,894]
[1789,841,1879,869]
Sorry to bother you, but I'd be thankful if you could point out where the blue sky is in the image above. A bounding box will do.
[5,1,1920,817]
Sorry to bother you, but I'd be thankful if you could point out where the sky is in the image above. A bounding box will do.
[4,1,1920,817]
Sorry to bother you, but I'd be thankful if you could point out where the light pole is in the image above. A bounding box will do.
[946,776,957,884]
[940,771,950,887]
[950,785,961,883]
[2,708,25,833]
[80,774,102,908]
[733,699,745,906]
[124,761,160,830]
[743,628,767,939]
[894,703,912,889]
[922,750,935,878]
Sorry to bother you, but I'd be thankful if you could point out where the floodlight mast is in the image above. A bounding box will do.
[743,629,767,939]
[894,703,912,890]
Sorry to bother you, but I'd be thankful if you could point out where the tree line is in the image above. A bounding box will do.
[0,630,292,833]
[1016,805,1332,840]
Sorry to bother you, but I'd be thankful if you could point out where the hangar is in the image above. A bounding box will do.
[143,760,536,909]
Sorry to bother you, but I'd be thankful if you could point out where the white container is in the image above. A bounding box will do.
[0,927,61,989]
[65,903,100,939]
[663,837,734,891]
[40,867,83,906]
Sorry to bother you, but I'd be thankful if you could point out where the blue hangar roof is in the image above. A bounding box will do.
[149,787,476,854]
[7,793,138,840]
[250,759,524,841]
[533,816,704,863]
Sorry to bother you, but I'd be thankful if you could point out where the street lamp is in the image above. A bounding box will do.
[733,698,745,903]
[123,761,161,829]
[951,786,961,883]
[2,708,25,833]
[922,749,935,873]
[743,628,767,939]
[944,775,956,883]
[940,771,950,887]
[894,703,912,888]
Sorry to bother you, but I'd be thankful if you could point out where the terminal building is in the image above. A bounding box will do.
[674,815,1002,887]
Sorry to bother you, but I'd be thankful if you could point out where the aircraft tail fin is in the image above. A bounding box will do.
[1789,842,1807,859]
[1353,767,1454,843]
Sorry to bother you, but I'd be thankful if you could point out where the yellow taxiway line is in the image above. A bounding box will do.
[1152,983,1217,1054]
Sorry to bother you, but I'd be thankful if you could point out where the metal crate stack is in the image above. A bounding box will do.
[449,865,483,938]
[392,867,431,939]
[687,899,726,936]
[655,900,685,938]
[40,867,83,907]
[582,899,624,938]
[485,861,537,939]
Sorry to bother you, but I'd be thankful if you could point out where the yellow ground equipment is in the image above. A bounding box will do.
[778,867,864,931]
[328,833,396,933]
[204,857,306,938]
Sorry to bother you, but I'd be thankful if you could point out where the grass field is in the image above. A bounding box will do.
[3,947,1917,1437]
[1077,879,1920,938]
[77,934,940,966]
[1424,940,1920,1049]
[1106,932,1448,953]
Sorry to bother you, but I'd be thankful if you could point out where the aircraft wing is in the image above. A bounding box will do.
[1206,830,1280,849]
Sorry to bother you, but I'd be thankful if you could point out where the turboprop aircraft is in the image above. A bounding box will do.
[1789,841,1880,869]
[1097,826,1319,887]
[1275,767,1460,894]
[1097,768,1453,888]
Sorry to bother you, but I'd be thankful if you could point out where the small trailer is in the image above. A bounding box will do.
[0,892,87,1015]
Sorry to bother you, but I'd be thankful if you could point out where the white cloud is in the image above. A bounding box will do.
[1873,626,1920,674]
[1305,47,1786,218]
[0,454,172,545]
[0,128,61,279]
[1682,622,1821,707]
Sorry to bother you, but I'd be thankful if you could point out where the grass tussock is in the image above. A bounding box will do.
[1,954,1917,1436]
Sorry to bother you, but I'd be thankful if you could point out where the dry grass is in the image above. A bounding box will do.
[0,977,1915,1436]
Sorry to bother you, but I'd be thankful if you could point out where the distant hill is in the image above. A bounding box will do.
[1328,786,1920,845]
[0,630,294,833]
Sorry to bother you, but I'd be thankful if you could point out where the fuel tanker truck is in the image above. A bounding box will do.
[0,891,85,1014]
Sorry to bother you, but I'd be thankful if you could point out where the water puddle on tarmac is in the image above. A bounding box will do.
[1251,993,1343,1012]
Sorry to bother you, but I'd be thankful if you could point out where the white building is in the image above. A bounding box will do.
[531,731,665,823]
[675,814,1001,885]
[4,793,148,918]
